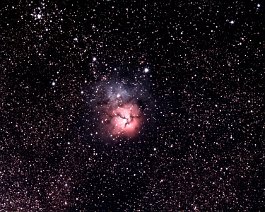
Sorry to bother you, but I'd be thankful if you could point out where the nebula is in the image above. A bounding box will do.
[91,83,143,139]
[101,100,142,139]
[108,103,142,137]
[89,81,147,140]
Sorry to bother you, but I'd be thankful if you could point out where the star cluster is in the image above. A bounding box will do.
[1,0,264,211]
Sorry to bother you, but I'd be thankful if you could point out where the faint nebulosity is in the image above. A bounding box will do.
[0,0,264,211]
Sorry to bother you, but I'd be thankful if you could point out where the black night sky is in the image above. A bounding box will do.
[1,0,264,211]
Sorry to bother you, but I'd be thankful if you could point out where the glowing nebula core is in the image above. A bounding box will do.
[111,103,141,136]
[103,102,142,138]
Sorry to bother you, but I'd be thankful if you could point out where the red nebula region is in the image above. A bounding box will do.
[105,103,142,138]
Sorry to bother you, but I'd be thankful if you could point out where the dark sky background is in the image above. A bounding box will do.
[1,0,264,211]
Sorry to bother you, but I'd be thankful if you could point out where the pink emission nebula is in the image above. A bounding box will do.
[104,103,142,138]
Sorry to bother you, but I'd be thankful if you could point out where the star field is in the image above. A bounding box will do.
[1,0,264,211]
